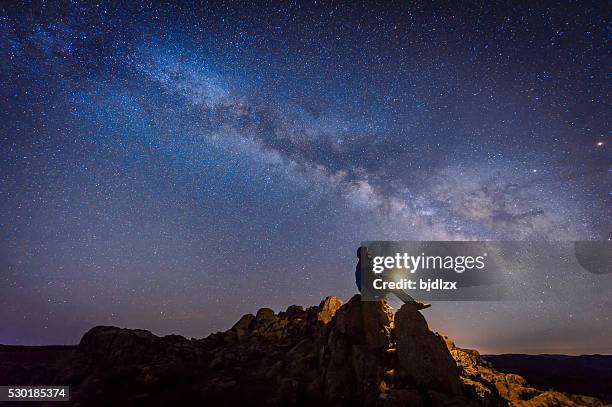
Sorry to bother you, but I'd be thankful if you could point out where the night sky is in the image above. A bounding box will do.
[1,1,610,354]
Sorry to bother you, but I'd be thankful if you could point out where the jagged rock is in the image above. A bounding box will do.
[284,305,304,319]
[317,295,343,324]
[255,307,275,322]
[319,295,394,404]
[3,296,604,406]
[443,335,605,407]
[231,313,255,341]
[362,299,395,349]
[395,303,462,395]
[231,313,255,331]
[332,295,364,337]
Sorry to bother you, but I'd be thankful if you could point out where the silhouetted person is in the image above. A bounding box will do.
[356,246,431,310]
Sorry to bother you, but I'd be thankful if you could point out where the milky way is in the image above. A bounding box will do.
[1,1,610,353]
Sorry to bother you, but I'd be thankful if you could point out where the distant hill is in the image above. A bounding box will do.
[484,354,612,403]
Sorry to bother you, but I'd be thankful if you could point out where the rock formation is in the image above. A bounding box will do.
[3,295,605,406]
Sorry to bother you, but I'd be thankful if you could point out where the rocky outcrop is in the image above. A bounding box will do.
[443,337,604,407]
[395,303,461,395]
[4,295,605,406]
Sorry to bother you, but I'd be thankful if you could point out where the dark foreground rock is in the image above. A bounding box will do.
[1,295,605,406]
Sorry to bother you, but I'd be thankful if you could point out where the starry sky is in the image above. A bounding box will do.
[1,1,610,353]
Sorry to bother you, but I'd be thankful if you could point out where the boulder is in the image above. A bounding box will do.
[284,304,304,319]
[395,303,461,394]
[255,307,275,322]
[317,295,343,324]
[78,326,159,364]
[362,299,395,349]
[231,314,254,341]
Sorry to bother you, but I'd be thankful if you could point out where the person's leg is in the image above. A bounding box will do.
[392,289,416,303]
[392,290,431,310]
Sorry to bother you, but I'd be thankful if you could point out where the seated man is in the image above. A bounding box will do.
[356,246,431,310]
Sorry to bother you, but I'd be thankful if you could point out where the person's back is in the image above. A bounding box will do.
[355,246,430,310]
[355,247,365,292]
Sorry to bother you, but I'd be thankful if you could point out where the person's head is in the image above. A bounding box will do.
[357,246,368,259]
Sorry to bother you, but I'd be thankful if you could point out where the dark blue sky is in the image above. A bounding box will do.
[1,1,610,353]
